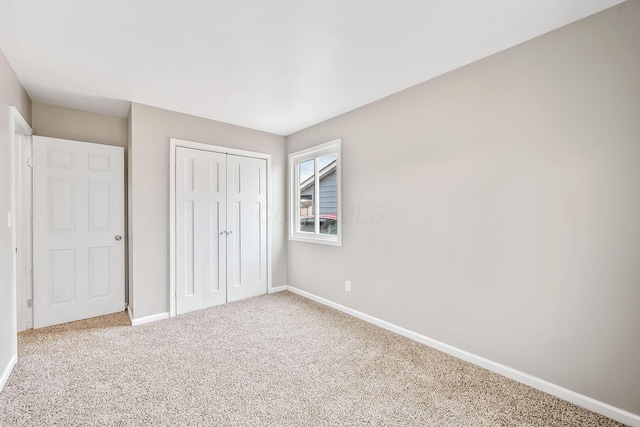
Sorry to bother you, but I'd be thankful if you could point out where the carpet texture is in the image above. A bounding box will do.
[0,291,623,426]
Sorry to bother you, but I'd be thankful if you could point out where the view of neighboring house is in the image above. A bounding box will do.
[299,156,338,234]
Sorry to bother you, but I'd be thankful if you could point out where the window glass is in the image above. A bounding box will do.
[298,159,315,232]
[289,139,341,246]
[318,154,338,235]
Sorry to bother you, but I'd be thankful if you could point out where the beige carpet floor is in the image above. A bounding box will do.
[0,291,623,426]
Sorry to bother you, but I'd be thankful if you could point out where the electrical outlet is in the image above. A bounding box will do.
[345,280,351,292]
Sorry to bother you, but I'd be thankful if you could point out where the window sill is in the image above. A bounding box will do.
[289,234,342,247]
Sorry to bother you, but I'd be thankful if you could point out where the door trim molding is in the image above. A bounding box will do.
[169,138,273,317]
[11,107,34,333]
[8,106,32,380]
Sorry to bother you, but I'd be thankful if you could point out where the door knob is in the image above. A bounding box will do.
[115,235,122,241]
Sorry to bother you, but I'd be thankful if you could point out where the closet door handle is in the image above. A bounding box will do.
[227,230,233,235]
[219,231,226,236]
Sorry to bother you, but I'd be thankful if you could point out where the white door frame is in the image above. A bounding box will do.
[169,138,274,317]
[10,106,33,340]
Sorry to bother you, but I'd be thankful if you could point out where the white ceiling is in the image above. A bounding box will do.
[0,0,625,135]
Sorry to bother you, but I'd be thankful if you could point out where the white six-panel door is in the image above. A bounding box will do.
[33,136,125,328]
[175,148,267,314]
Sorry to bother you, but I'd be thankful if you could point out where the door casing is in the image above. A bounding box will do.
[13,122,34,331]
[9,106,33,341]
[169,138,274,317]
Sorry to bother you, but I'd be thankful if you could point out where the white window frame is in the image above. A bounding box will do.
[289,138,342,246]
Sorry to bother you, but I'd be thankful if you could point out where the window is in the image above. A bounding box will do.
[289,138,341,246]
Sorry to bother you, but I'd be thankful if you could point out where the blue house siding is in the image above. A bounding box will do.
[301,170,337,215]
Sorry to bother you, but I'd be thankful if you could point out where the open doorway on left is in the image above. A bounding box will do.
[10,106,34,337]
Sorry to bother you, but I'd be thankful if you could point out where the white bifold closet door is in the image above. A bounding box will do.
[175,147,267,315]
[33,136,125,328]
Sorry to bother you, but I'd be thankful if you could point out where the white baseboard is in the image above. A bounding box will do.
[0,354,17,393]
[286,286,640,427]
[129,311,169,326]
[268,285,287,293]
[127,306,134,326]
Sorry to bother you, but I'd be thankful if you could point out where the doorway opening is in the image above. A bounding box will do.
[10,106,33,336]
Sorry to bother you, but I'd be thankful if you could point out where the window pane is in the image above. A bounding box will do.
[318,154,338,235]
[289,139,341,245]
[298,159,315,232]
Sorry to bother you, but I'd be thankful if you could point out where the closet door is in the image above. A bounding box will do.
[226,155,268,302]
[175,147,227,314]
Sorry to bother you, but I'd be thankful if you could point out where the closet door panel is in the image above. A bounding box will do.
[226,155,267,302]
[176,147,227,314]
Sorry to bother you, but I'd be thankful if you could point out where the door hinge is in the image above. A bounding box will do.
[26,157,33,167]
[27,299,32,308]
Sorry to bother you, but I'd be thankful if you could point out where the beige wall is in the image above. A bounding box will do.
[32,102,127,147]
[0,48,31,383]
[128,103,287,318]
[287,1,640,415]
